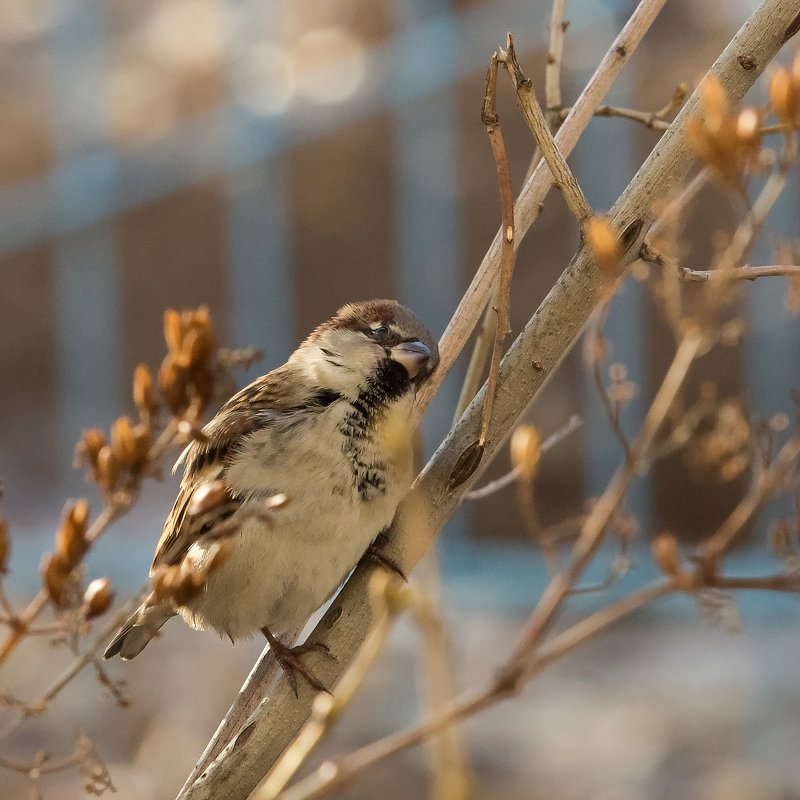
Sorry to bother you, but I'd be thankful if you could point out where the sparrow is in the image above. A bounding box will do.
[104,300,438,691]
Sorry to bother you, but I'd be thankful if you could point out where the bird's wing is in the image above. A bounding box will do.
[151,363,318,570]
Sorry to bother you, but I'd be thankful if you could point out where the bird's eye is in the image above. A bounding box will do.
[366,325,391,341]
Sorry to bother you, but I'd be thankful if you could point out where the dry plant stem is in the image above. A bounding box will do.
[505,329,703,668]
[412,0,670,427]
[0,500,120,667]
[465,414,582,500]
[479,53,516,447]
[453,286,499,422]
[590,303,632,460]
[546,0,568,133]
[680,263,800,281]
[515,478,559,575]
[0,583,149,745]
[502,36,593,226]
[414,564,471,800]
[0,418,180,669]
[703,435,800,562]
[457,0,568,422]
[182,2,800,796]
[279,559,800,800]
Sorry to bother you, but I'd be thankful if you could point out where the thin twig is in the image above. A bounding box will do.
[478,53,517,448]
[702,435,800,564]
[502,330,703,671]
[0,583,149,745]
[545,0,568,133]
[679,263,800,281]
[412,0,671,429]
[589,303,632,460]
[278,560,800,800]
[501,34,593,227]
[466,414,582,500]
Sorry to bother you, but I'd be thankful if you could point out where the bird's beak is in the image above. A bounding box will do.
[390,341,431,380]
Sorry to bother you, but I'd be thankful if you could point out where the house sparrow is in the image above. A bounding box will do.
[104,300,438,691]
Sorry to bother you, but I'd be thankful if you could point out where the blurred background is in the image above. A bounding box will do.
[1,0,799,798]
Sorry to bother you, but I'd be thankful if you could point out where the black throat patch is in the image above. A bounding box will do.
[339,359,410,501]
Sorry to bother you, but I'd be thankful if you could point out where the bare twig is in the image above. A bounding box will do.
[678,263,800,281]
[502,329,703,671]
[588,304,633,460]
[477,54,517,451]
[501,35,593,227]
[545,0,569,133]
[466,414,582,500]
[0,583,149,745]
[277,560,800,800]
[702,435,800,564]
[412,0,671,428]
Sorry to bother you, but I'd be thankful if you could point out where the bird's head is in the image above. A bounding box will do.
[296,299,439,402]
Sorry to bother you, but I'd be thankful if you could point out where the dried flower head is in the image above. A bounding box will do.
[586,216,621,273]
[133,364,155,418]
[510,425,541,482]
[686,77,762,183]
[56,499,90,570]
[151,540,233,607]
[685,399,751,481]
[96,446,120,494]
[84,577,114,619]
[159,307,218,418]
[74,429,107,479]
[651,533,682,578]
[769,65,799,128]
[42,553,70,606]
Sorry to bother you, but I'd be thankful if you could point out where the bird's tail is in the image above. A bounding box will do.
[103,595,175,660]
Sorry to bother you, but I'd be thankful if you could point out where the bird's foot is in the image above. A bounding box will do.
[261,627,334,696]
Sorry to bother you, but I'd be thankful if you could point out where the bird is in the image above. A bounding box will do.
[104,299,438,692]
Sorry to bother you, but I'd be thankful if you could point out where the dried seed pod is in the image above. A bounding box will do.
[110,416,137,466]
[131,423,152,469]
[159,357,189,416]
[769,67,798,126]
[510,425,541,482]
[56,500,90,570]
[42,553,69,606]
[96,446,120,494]
[586,216,620,273]
[164,309,184,356]
[187,480,231,519]
[699,75,729,133]
[74,428,107,475]
[0,516,9,574]
[651,533,682,578]
[84,577,114,619]
[133,364,154,415]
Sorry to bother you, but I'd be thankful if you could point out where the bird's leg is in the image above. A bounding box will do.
[361,529,407,582]
[261,627,332,696]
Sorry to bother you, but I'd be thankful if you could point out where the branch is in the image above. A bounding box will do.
[501,34,593,226]
[411,0,671,428]
[477,53,516,450]
[545,0,568,133]
[277,561,800,800]
[677,263,800,281]
[179,1,799,797]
